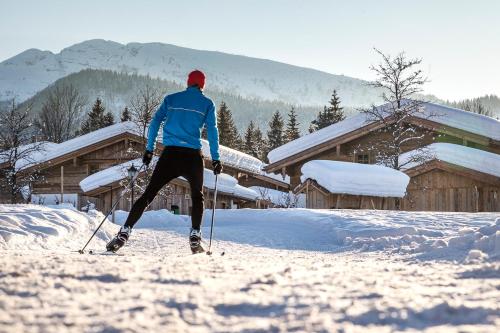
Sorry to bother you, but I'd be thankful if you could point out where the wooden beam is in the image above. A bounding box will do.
[306,181,309,208]
[60,165,64,203]
[336,195,341,209]
[253,174,289,189]
[336,144,340,157]
[409,116,491,146]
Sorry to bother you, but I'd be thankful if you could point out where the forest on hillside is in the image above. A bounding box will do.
[21,69,358,133]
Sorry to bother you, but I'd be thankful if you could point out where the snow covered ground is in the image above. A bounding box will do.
[0,205,499,332]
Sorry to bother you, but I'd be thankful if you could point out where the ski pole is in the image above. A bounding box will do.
[206,174,218,255]
[78,163,146,254]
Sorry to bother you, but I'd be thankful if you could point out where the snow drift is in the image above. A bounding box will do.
[0,205,116,250]
[1,204,497,262]
[112,207,499,262]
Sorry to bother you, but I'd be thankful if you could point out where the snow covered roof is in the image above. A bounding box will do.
[79,158,259,201]
[268,101,500,164]
[201,139,264,174]
[79,158,144,193]
[400,143,500,178]
[300,160,410,198]
[23,122,138,168]
[0,141,60,170]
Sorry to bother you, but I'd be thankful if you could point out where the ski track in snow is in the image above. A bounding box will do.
[0,206,499,332]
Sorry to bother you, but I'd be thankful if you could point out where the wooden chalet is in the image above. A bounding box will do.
[2,121,282,213]
[264,102,500,212]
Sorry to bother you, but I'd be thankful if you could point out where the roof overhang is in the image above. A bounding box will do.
[404,160,500,187]
[294,178,330,196]
[21,132,143,173]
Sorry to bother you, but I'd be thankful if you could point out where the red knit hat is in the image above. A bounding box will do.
[187,70,206,89]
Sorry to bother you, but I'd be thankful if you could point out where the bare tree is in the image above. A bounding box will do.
[36,84,86,143]
[256,186,300,208]
[360,49,435,171]
[129,85,164,151]
[0,101,45,203]
[123,85,171,208]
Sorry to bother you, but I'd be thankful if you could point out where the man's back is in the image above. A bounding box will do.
[146,86,220,161]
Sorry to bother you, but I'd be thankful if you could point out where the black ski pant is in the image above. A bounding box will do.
[124,146,204,230]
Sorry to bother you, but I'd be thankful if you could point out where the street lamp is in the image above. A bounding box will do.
[127,163,138,211]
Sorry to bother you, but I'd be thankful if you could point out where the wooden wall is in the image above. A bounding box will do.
[302,169,499,212]
[402,169,499,212]
[304,186,398,210]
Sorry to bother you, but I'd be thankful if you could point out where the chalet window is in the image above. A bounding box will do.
[88,164,100,175]
[356,154,369,164]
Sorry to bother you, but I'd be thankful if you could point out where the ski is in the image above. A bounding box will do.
[88,250,124,256]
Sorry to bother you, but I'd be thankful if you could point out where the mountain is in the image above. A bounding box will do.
[0,39,382,106]
[22,69,345,133]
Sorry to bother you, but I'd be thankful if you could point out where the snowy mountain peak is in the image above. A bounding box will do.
[0,39,381,105]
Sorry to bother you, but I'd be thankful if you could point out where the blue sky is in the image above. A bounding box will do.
[1,0,499,100]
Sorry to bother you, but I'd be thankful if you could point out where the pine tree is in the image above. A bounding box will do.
[243,121,256,157]
[309,90,345,132]
[243,120,268,160]
[103,111,115,126]
[285,106,300,142]
[217,101,241,149]
[80,98,115,134]
[253,126,268,161]
[327,90,345,124]
[267,110,285,150]
[120,107,131,122]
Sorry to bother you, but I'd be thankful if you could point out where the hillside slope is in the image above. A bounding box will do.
[24,69,337,132]
[0,39,382,106]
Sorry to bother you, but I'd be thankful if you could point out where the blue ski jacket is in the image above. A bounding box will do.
[146,86,220,161]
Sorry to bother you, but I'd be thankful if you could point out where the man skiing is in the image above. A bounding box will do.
[107,70,222,254]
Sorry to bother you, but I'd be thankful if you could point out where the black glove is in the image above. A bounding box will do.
[212,160,222,175]
[142,150,153,166]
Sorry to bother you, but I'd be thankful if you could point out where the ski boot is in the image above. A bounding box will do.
[189,228,204,254]
[106,226,131,253]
